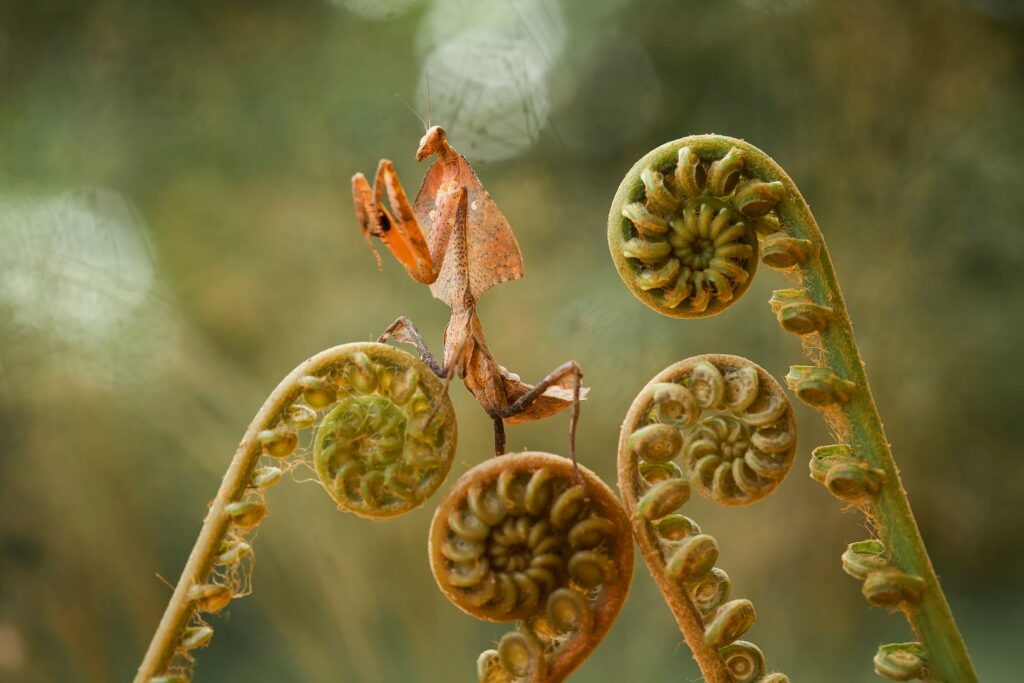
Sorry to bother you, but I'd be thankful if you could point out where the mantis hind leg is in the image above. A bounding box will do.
[497,361,583,475]
[491,415,506,456]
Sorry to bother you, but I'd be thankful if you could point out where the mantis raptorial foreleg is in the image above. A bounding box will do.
[352,170,414,274]
[352,160,462,285]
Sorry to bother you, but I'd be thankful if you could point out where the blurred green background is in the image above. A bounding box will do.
[1,0,1022,680]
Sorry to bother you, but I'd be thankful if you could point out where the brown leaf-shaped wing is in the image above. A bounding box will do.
[413,155,525,306]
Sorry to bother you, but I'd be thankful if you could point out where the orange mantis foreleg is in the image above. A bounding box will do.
[351,160,461,285]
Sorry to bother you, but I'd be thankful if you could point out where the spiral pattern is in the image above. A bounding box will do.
[141,343,459,683]
[720,641,770,683]
[311,344,457,518]
[618,355,793,683]
[609,142,786,318]
[627,356,796,506]
[611,135,978,683]
[430,452,633,682]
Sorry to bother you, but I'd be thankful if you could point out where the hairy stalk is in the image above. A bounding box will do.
[618,355,795,683]
[135,342,457,683]
[429,452,634,683]
[609,136,977,682]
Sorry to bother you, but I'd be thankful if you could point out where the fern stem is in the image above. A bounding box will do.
[747,137,977,683]
[133,381,284,682]
[135,343,457,682]
[609,135,978,682]
[617,355,795,683]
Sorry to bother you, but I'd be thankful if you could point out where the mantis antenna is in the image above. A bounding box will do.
[425,73,431,129]
[393,91,428,133]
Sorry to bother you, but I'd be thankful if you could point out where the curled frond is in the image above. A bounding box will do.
[629,355,797,506]
[874,642,929,681]
[610,133,978,682]
[608,143,781,318]
[136,343,457,682]
[312,348,457,518]
[430,452,633,683]
[618,354,793,683]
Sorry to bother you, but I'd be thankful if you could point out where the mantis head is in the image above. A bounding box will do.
[416,125,451,162]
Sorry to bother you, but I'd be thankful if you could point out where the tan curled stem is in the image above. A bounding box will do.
[617,442,727,681]
[133,348,332,682]
[134,342,459,682]
[617,354,795,683]
[429,452,633,683]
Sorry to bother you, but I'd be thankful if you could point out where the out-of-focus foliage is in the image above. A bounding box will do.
[0,0,1021,681]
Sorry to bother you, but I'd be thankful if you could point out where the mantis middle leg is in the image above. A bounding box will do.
[495,361,583,470]
[377,316,444,378]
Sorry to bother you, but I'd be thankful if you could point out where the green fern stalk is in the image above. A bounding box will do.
[609,135,977,682]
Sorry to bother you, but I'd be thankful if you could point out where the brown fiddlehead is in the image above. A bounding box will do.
[429,452,633,683]
[609,135,977,682]
[618,355,795,683]
[135,342,457,683]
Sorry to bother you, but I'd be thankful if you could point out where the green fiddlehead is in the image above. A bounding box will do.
[618,355,795,683]
[135,342,457,683]
[429,452,634,683]
[609,136,978,682]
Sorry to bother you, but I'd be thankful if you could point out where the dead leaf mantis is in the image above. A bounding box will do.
[351,125,586,462]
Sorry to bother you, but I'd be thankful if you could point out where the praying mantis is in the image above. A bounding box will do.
[351,125,586,460]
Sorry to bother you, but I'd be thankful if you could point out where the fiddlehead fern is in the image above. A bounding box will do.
[618,355,794,683]
[609,136,978,682]
[429,452,633,683]
[135,342,457,683]
[608,146,767,318]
